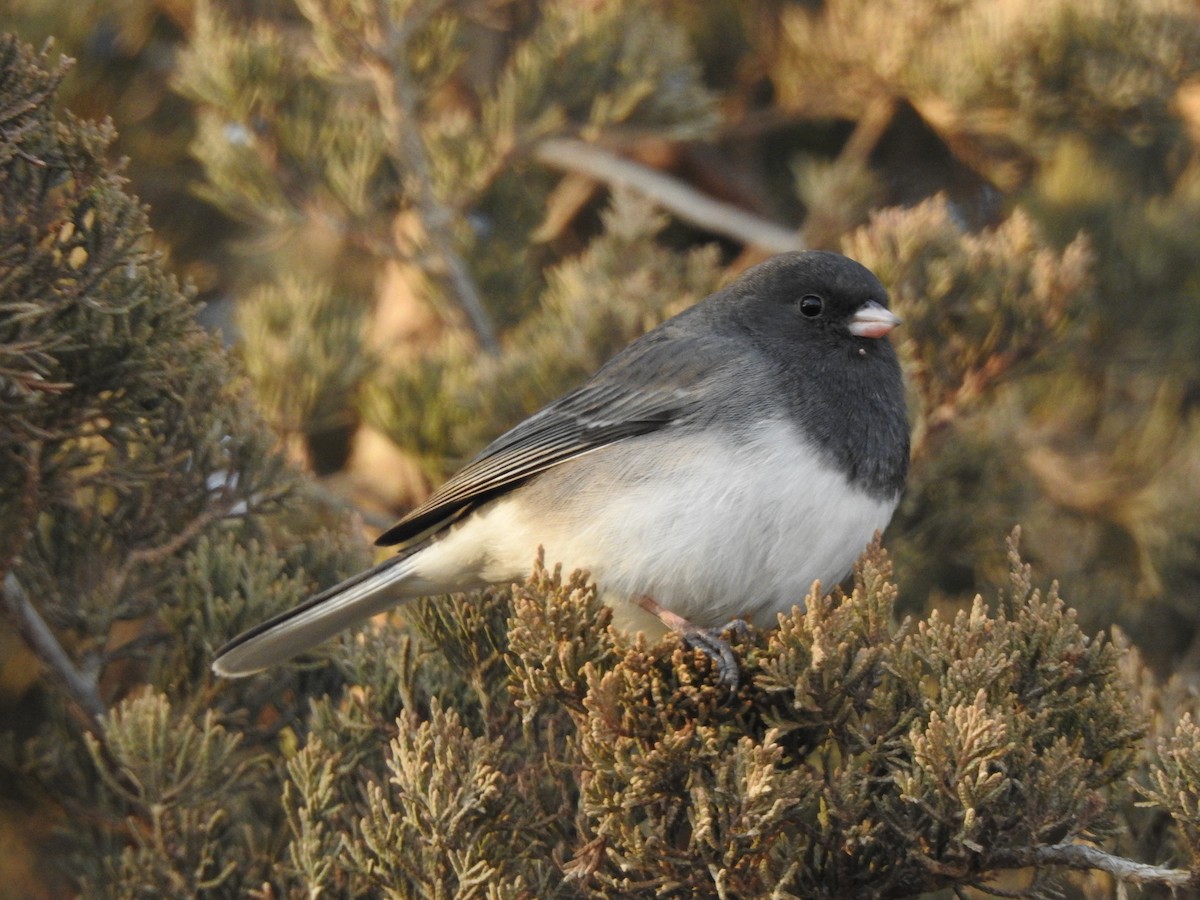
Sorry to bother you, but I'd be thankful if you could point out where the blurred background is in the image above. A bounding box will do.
[3,0,1200,894]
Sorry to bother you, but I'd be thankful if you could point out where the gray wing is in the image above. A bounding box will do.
[375,328,728,546]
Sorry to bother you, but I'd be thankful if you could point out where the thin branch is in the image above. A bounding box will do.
[1007,842,1195,890]
[0,447,106,729]
[533,138,805,255]
[2,572,106,729]
[965,880,1036,899]
[107,488,253,604]
[362,48,500,356]
[120,498,232,575]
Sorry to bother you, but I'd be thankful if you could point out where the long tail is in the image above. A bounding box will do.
[212,553,420,677]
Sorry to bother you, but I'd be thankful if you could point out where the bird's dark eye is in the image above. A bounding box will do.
[798,294,824,317]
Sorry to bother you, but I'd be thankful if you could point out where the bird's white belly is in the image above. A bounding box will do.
[410,421,898,636]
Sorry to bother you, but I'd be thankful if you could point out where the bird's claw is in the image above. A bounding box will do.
[634,595,746,689]
[681,626,741,690]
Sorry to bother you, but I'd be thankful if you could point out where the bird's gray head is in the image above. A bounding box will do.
[715,250,909,500]
[727,250,900,350]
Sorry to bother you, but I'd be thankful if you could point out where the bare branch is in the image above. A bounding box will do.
[2,572,106,729]
[1002,842,1196,891]
[534,138,805,255]
[363,48,501,356]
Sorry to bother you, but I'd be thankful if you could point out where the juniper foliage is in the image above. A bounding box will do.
[0,34,367,894]
[172,0,718,478]
[6,0,1200,895]
[229,540,1163,898]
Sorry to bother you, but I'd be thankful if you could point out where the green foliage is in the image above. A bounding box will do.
[508,553,619,719]
[889,536,1139,857]
[238,276,373,439]
[485,0,718,147]
[79,692,260,898]
[794,155,885,250]
[776,0,1200,183]
[923,0,1200,159]
[844,196,1092,449]
[0,30,363,891]
[362,194,722,477]
[173,0,718,472]
[0,35,285,648]
[281,735,344,892]
[1144,715,1200,867]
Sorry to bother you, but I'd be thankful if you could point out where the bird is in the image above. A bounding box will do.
[212,250,909,684]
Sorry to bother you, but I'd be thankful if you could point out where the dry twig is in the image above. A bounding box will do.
[534,137,804,254]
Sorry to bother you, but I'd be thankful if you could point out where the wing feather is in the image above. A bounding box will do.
[375,330,723,546]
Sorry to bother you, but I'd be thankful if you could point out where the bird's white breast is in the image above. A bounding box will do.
[409,420,898,637]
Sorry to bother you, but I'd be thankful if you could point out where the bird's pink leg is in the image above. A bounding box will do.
[634,594,741,688]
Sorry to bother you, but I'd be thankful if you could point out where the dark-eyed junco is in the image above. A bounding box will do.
[213,251,909,683]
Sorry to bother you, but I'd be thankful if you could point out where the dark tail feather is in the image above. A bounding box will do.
[212,553,418,677]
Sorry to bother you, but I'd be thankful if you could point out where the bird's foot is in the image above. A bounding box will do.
[635,596,743,689]
[681,627,740,689]
[722,618,753,641]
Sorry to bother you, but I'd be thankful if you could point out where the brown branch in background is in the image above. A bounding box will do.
[534,138,805,255]
[838,96,897,165]
[2,573,106,730]
[362,50,501,356]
